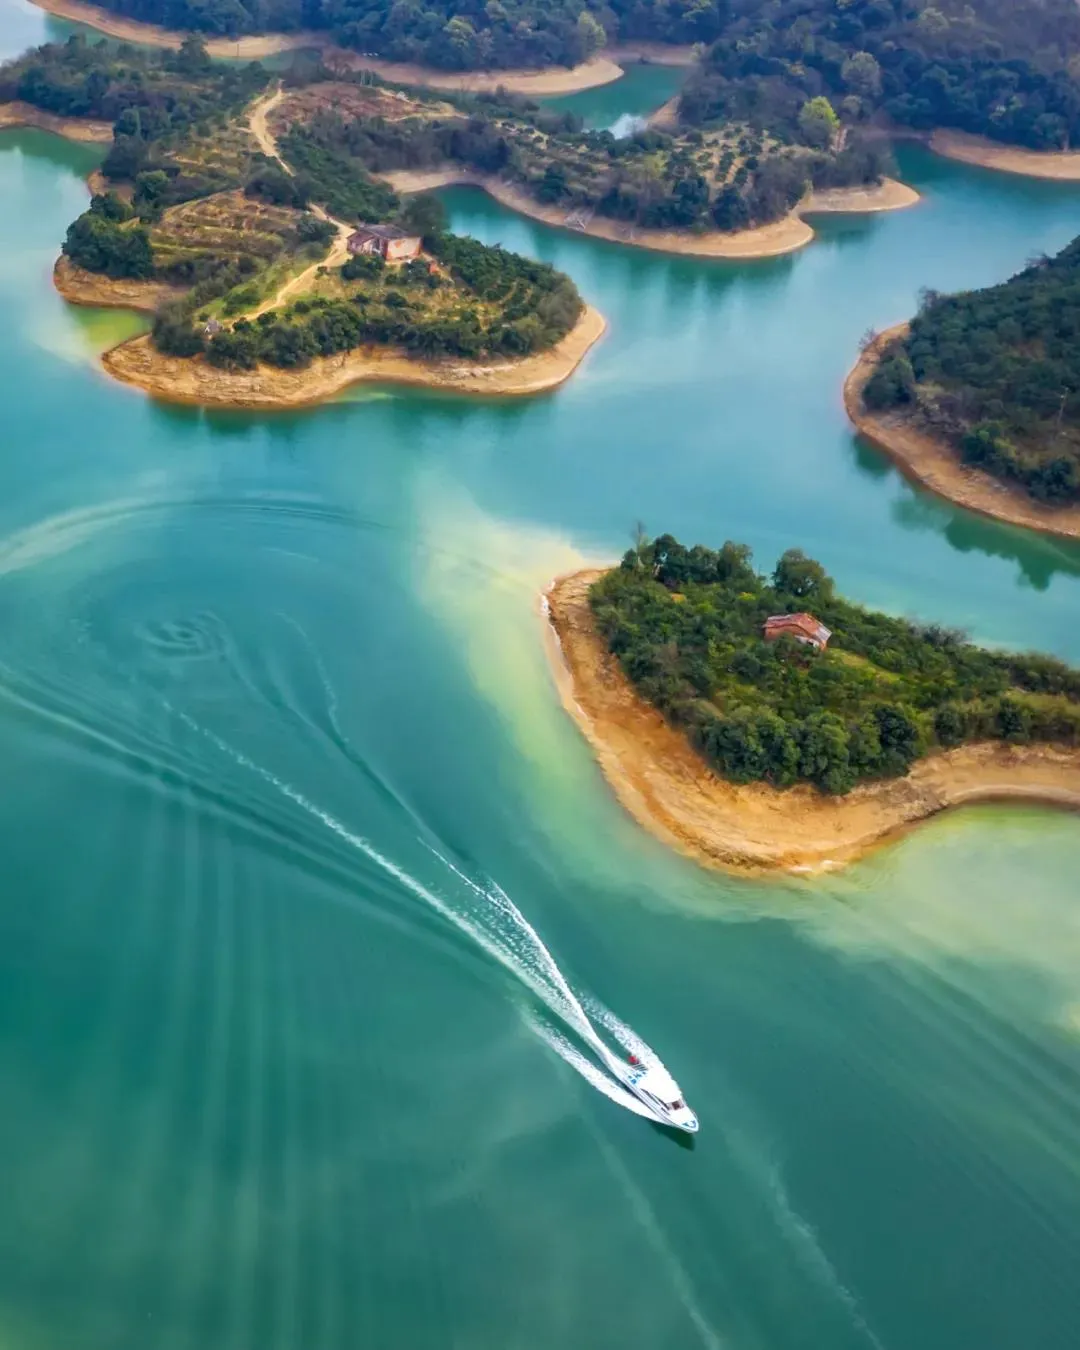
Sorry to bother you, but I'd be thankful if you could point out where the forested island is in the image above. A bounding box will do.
[861,244,1080,504]
[682,0,1080,153]
[2,36,598,405]
[545,541,1080,872]
[846,238,1080,540]
[37,0,718,69]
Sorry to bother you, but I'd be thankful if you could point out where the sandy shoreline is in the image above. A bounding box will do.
[383,170,919,260]
[930,129,1080,180]
[27,0,687,95]
[0,101,112,142]
[53,255,183,312]
[95,304,605,407]
[845,326,1080,541]
[544,569,1080,875]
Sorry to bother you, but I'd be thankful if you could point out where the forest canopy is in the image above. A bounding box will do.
[863,236,1080,505]
[590,535,1080,795]
[680,0,1080,150]
[48,0,725,69]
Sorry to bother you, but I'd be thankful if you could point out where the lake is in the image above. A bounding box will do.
[2,7,1080,1349]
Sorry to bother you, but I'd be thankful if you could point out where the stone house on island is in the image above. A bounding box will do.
[347,224,422,261]
[763,612,832,650]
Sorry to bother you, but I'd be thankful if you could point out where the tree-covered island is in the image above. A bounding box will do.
[587,535,1080,796]
[1,37,589,394]
[857,241,1080,509]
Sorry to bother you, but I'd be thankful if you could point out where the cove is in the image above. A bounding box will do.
[2,14,1080,1350]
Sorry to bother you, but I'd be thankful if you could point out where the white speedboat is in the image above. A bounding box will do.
[609,1052,699,1134]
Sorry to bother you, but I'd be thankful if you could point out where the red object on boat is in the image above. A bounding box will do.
[628,1054,640,1065]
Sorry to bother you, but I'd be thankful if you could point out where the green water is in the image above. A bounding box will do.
[3,10,1080,1349]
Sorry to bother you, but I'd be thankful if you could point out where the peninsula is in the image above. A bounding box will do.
[4,39,601,407]
[846,240,1080,541]
[545,540,1080,874]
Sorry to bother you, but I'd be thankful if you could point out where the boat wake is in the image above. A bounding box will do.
[174,709,682,1125]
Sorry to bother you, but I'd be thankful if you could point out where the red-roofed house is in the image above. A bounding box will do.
[347,224,422,261]
[763,612,832,650]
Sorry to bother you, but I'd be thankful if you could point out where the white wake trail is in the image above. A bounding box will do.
[174,712,670,1118]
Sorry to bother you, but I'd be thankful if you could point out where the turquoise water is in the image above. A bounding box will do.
[3,9,1080,1349]
[542,61,685,129]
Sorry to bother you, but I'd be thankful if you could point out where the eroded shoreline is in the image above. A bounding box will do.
[383,170,919,260]
[95,304,605,407]
[845,326,1080,541]
[930,129,1080,181]
[0,101,112,142]
[544,569,1080,875]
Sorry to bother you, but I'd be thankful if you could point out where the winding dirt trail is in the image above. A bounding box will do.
[243,86,354,321]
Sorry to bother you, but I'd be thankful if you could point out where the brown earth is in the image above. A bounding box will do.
[0,101,112,143]
[845,326,1080,542]
[544,569,1080,875]
[930,129,1080,180]
[97,304,605,408]
[53,255,183,313]
[382,170,919,260]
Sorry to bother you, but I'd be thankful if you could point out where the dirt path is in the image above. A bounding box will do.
[243,85,353,321]
[248,85,288,165]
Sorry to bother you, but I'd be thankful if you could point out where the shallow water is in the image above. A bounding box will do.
[2,8,1080,1349]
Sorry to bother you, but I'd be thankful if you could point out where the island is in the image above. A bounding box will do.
[545,536,1080,874]
[846,240,1080,541]
[3,38,603,408]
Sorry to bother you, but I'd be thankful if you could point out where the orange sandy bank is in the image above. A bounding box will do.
[53,255,183,312]
[930,129,1080,181]
[845,326,1080,542]
[0,101,112,142]
[544,569,1080,875]
[383,170,919,260]
[28,0,684,95]
[95,305,605,408]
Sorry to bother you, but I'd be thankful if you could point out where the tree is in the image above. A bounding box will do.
[575,10,606,59]
[842,51,882,98]
[772,549,833,603]
[401,191,448,238]
[798,97,839,149]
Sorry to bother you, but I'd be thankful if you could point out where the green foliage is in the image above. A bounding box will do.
[873,239,1080,503]
[680,0,1080,150]
[591,535,1080,794]
[278,123,399,223]
[63,0,726,70]
[400,192,447,239]
[63,210,153,278]
[798,97,839,150]
[0,33,267,134]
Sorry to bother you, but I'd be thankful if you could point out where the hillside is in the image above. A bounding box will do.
[588,535,1080,796]
[681,0,1080,152]
[861,239,1080,505]
[47,0,721,70]
[267,67,895,238]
